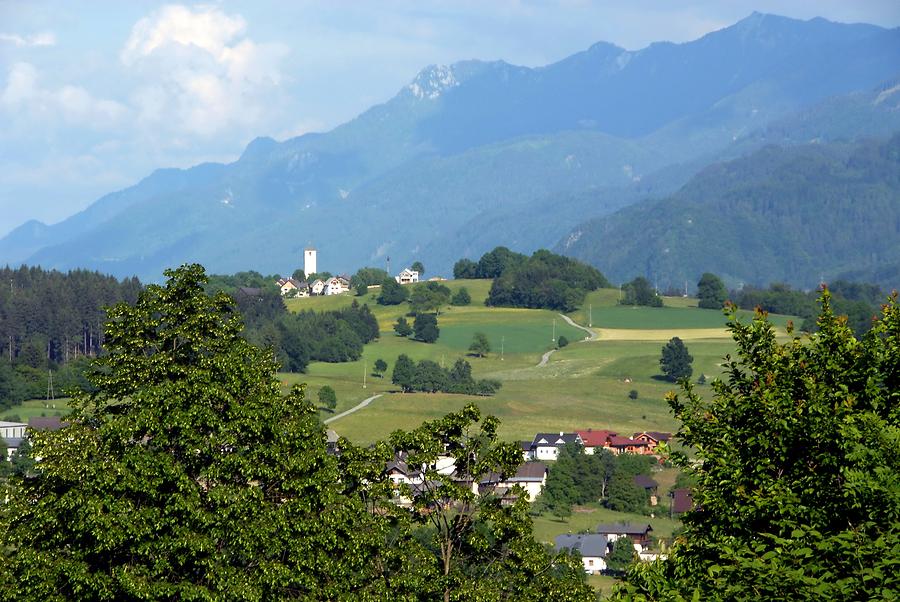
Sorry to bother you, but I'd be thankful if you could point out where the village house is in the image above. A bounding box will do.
[324,276,350,296]
[395,268,419,284]
[670,488,694,517]
[529,432,583,461]
[576,429,617,455]
[633,431,673,451]
[607,435,651,455]
[0,421,27,459]
[596,523,654,553]
[554,534,609,574]
[633,474,660,506]
[276,277,309,297]
[479,462,548,502]
[310,279,326,295]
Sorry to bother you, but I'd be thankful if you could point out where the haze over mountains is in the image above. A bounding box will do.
[2,12,899,286]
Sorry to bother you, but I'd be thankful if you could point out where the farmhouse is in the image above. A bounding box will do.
[576,429,617,454]
[607,435,651,455]
[670,488,694,516]
[479,461,548,501]
[276,277,308,297]
[324,276,350,295]
[310,279,326,295]
[596,523,653,552]
[395,268,420,284]
[633,474,659,505]
[529,432,583,461]
[554,534,609,574]
[633,431,673,449]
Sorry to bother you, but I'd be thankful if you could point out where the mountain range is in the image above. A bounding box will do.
[2,12,899,285]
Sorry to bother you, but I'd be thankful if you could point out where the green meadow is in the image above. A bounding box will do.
[283,280,794,445]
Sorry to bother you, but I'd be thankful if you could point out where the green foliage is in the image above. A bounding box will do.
[393,316,413,337]
[557,335,569,348]
[355,282,368,296]
[377,277,408,305]
[487,249,610,312]
[697,272,727,309]
[475,246,528,279]
[0,264,419,599]
[538,443,616,515]
[350,266,389,289]
[391,354,416,392]
[628,389,639,400]
[453,258,478,279]
[388,404,594,601]
[606,470,649,514]
[373,358,388,377]
[412,313,440,344]
[468,332,491,357]
[620,277,662,307]
[660,336,693,381]
[450,286,471,306]
[408,281,451,314]
[317,385,337,410]
[616,293,900,600]
[275,301,379,369]
[606,539,638,573]
[410,261,425,275]
[291,268,305,281]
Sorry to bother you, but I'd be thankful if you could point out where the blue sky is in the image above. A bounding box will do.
[1,0,899,237]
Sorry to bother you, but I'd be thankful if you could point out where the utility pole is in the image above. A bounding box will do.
[588,304,592,328]
[500,336,504,361]
[47,369,55,401]
[363,360,367,389]
[552,318,556,343]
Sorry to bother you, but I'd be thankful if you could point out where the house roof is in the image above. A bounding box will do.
[671,488,694,514]
[2,437,24,449]
[481,462,547,485]
[608,435,648,448]
[0,421,27,428]
[596,523,653,536]
[576,429,617,447]
[236,286,263,298]
[634,431,673,442]
[532,432,581,448]
[386,452,421,478]
[520,440,532,451]
[554,534,609,558]
[633,475,658,490]
[28,416,65,431]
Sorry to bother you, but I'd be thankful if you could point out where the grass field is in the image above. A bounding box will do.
[281,282,794,445]
[1,398,71,421]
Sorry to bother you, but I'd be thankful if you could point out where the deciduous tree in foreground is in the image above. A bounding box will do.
[1,264,592,601]
[614,292,900,600]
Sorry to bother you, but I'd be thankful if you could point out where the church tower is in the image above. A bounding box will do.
[304,247,317,278]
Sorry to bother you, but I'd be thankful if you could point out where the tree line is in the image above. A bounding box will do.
[0,265,143,407]
[391,354,501,396]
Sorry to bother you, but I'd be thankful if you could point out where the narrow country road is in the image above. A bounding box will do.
[537,349,557,367]
[559,313,599,341]
[324,393,384,424]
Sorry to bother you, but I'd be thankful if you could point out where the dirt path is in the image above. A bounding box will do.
[324,393,384,424]
[537,349,557,367]
[559,313,598,341]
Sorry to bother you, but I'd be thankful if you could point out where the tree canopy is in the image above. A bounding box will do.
[620,276,662,307]
[660,337,693,381]
[696,272,727,309]
[616,293,900,600]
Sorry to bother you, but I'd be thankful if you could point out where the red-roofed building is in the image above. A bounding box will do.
[633,431,673,449]
[608,435,650,455]
[576,429,617,455]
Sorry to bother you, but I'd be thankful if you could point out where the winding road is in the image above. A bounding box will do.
[324,393,384,424]
[558,313,599,341]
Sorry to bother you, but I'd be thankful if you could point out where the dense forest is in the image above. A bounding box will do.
[0,266,142,407]
[559,134,900,291]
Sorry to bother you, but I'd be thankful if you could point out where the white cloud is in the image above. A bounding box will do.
[0,31,56,47]
[121,4,288,137]
[0,62,128,127]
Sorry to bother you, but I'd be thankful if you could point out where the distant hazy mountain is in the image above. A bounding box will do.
[556,133,900,291]
[3,13,899,281]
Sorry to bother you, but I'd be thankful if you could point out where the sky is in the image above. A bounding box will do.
[1,1,899,238]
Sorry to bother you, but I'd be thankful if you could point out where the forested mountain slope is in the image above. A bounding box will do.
[557,134,900,291]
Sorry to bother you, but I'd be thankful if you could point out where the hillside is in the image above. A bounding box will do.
[557,134,900,291]
[2,14,898,281]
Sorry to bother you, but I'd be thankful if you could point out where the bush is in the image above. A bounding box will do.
[413,313,440,343]
[628,389,639,400]
[557,335,569,348]
[377,278,408,305]
[451,287,471,306]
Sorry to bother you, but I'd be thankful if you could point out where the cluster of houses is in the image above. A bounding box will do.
[523,429,673,461]
[0,416,65,459]
[275,275,351,298]
[554,523,659,573]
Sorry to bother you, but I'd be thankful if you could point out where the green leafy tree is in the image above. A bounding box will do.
[660,336,693,381]
[620,277,663,307]
[292,268,306,281]
[606,469,649,513]
[628,389,639,400]
[411,360,449,393]
[468,332,491,357]
[452,259,478,279]
[697,272,727,309]
[606,538,638,574]
[410,261,425,275]
[355,282,369,296]
[413,313,440,343]
[389,404,594,601]
[450,287,471,306]
[557,335,569,348]
[616,294,900,600]
[0,264,415,600]
[391,354,416,392]
[318,385,337,411]
[373,358,388,378]
[393,316,413,337]
[409,282,451,314]
[9,436,35,477]
[350,267,389,289]
[377,277,408,305]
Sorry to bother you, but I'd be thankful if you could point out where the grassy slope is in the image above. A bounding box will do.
[283,281,792,445]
